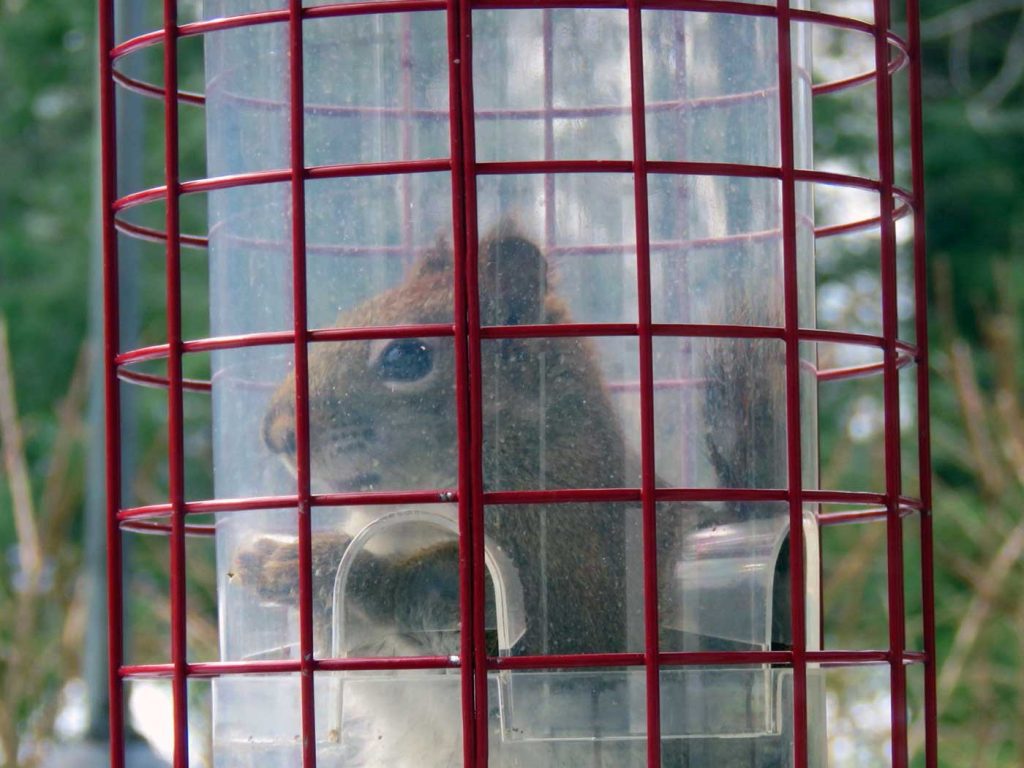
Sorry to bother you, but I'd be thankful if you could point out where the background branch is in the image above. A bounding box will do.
[0,316,42,592]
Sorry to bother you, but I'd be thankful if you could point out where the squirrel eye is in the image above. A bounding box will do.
[375,339,434,382]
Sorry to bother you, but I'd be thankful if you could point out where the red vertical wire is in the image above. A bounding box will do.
[455,1,490,764]
[287,2,317,766]
[161,2,190,766]
[873,0,909,764]
[445,0,479,764]
[625,6,662,767]
[776,4,809,767]
[99,2,126,766]
[905,0,936,762]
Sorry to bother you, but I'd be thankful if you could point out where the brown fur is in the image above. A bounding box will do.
[247,227,635,657]
[228,228,795,767]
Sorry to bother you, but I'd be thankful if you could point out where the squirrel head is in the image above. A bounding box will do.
[261,224,625,493]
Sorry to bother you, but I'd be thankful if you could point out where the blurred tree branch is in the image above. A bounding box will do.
[0,315,89,768]
[911,262,1024,762]
[0,319,42,593]
[923,0,1024,129]
[922,0,1024,39]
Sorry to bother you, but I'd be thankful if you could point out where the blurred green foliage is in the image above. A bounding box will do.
[922,0,1024,338]
[919,1,1024,764]
[0,6,97,766]
[0,2,93,521]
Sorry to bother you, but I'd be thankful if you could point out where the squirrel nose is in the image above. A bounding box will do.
[262,399,297,456]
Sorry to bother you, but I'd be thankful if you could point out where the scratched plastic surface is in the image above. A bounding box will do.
[204,5,820,767]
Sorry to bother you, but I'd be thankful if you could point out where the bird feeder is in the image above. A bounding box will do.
[99,1,935,767]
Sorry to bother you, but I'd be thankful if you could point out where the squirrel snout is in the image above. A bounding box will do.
[262,398,297,457]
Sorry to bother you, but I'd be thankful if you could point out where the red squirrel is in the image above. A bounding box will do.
[230,226,792,767]
[245,225,636,659]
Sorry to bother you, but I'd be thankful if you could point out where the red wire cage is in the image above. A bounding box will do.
[99,0,934,766]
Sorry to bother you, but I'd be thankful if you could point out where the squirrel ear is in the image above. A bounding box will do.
[412,236,453,277]
[478,227,548,326]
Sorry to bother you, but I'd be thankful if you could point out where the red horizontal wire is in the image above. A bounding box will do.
[305,0,447,21]
[120,655,457,680]
[117,356,921,396]
[118,647,929,681]
[115,207,916,261]
[119,498,284,522]
[113,186,168,211]
[113,160,450,213]
[816,505,917,527]
[114,217,786,255]
[120,520,214,536]
[113,218,208,250]
[804,489,887,505]
[111,157,916,277]
[115,325,910,368]
[817,200,913,239]
[109,1,447,61]
[108,2,911,117]
[475,0,775,14]
[817,347,916,382]
[114,164,910,217]
[118,489,459,523]
[114,323,920,395]
[305,157,450,180]
[118,367,211,393]
[653,322,787,339]
[800,327,885,347]
[811,43,907,97]
[899,495,925,511]
[116,487,927,528]
[112,68,205,106]
[810,650,889,665]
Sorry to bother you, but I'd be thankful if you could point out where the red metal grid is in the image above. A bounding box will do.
[774,1,809,765]
[284,2,319,766]
[443,0,479,762]
[871,0,910,763]
[624,3,664,765]
[113,322,920,399]
[158,6,191,765]
[118,646,934,688]
[114,488,930,536]
[119,648,931,682]
[109,161,912,253]
[99,2,936,767]
[107,2,907,111]
[98,1,125,766]
[907,0,937,758]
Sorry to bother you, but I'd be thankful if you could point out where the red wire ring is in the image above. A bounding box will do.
[107,2,910,114]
